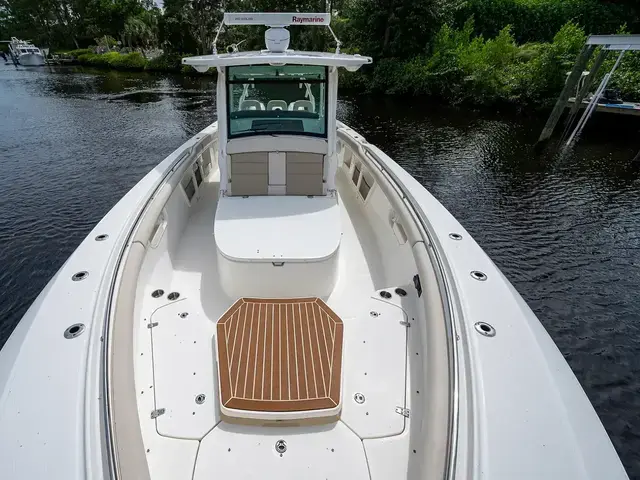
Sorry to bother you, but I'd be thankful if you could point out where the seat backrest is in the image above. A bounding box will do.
[286,152,324,196]
[288,100,314,112]
[267,100,288,111]
[229,152,268,196]
[240,99,265,111]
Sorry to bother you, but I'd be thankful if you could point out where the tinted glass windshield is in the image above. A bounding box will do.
[227,65,327,138]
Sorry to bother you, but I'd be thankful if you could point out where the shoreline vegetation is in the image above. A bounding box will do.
[2,0,640,109]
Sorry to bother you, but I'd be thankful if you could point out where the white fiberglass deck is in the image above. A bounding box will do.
[133,168,416,479]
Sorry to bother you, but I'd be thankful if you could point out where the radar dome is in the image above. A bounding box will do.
[265,27,290,53]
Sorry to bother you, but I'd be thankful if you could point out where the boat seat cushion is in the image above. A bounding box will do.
[229,152,324,196]
[240,99,265,110]
[286,152,324,196]
[289,100,314,112]
[229,152,268,196]
[266,99,287,110]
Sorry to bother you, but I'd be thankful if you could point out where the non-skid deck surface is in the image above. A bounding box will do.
[217,298,343,412]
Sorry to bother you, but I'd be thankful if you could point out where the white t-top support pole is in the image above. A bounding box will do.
[325,66,339,194]
[217,67,229,195]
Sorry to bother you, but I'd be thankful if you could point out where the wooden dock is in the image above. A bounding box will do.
[45,57,78,66]
[567,97,640,116]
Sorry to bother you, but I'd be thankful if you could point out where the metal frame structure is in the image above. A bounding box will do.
[537,34,640,148]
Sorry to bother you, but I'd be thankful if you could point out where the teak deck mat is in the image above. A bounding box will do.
[217,298,343,413]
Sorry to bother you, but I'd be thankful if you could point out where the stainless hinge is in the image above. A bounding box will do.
[147,322,158,329]
[395,406,410,418]
[150,408,165,419]
[399,320,411,327]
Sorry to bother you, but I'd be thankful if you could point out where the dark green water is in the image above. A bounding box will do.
[1,64,639,478]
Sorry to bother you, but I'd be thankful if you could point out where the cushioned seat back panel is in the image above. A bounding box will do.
[230,152,268,196]
[286,152,324,196]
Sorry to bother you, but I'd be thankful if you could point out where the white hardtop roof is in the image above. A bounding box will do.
[182,50,372,69]
[183,11,372,71]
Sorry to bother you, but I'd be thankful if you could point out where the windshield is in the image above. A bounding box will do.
[227,65,327,138]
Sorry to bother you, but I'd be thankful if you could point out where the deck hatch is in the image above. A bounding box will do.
[216,297,343,416]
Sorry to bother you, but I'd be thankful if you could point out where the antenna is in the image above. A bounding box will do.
[227,40,247,54]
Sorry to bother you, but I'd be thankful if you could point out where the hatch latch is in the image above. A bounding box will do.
[395,406,410,418]
[150,408,165,419]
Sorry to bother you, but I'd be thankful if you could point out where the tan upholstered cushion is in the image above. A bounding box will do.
[286,152,324,196]
[230,152,268,196]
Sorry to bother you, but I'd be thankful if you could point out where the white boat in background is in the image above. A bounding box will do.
[0,12,629,480]
[2,37,45,65]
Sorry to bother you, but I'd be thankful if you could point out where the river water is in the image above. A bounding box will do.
[1,65,639,477]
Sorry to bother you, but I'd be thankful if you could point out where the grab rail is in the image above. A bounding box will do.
[337,125,459,480]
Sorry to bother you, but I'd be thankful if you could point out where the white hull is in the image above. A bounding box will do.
[0,121,628,480]
[17,53,45,66]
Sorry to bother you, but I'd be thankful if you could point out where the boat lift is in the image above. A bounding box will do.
[0,39,20,66]
[537,34,640,149]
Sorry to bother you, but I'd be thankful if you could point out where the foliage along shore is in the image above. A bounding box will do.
[61,18,640,111]
[3,0,640,108]
[61,49,200,74]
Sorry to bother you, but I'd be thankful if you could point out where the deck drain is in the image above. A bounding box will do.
[179,312,189,319]
[167,292,180,301]
[474,322,496,337]
[151,289,164,298]
[449,233,463,240]
[72,271,88,281]
[195,394,206,404]
[95,234,109,241]
[369,311,379,318]
[275,440,287,454]
[64,323,85,339]
[395,288,407,297]
[470,271,488,281]
[354,393,366,404]
[379,290,392,299]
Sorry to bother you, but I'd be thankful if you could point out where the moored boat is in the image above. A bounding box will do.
[2,37,45,66]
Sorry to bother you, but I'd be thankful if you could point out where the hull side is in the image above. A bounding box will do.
[18,53,45,66]
[0,123,218,480]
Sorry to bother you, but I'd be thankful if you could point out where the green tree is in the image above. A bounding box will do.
[161,0,222,54]
[346,0,462,59]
